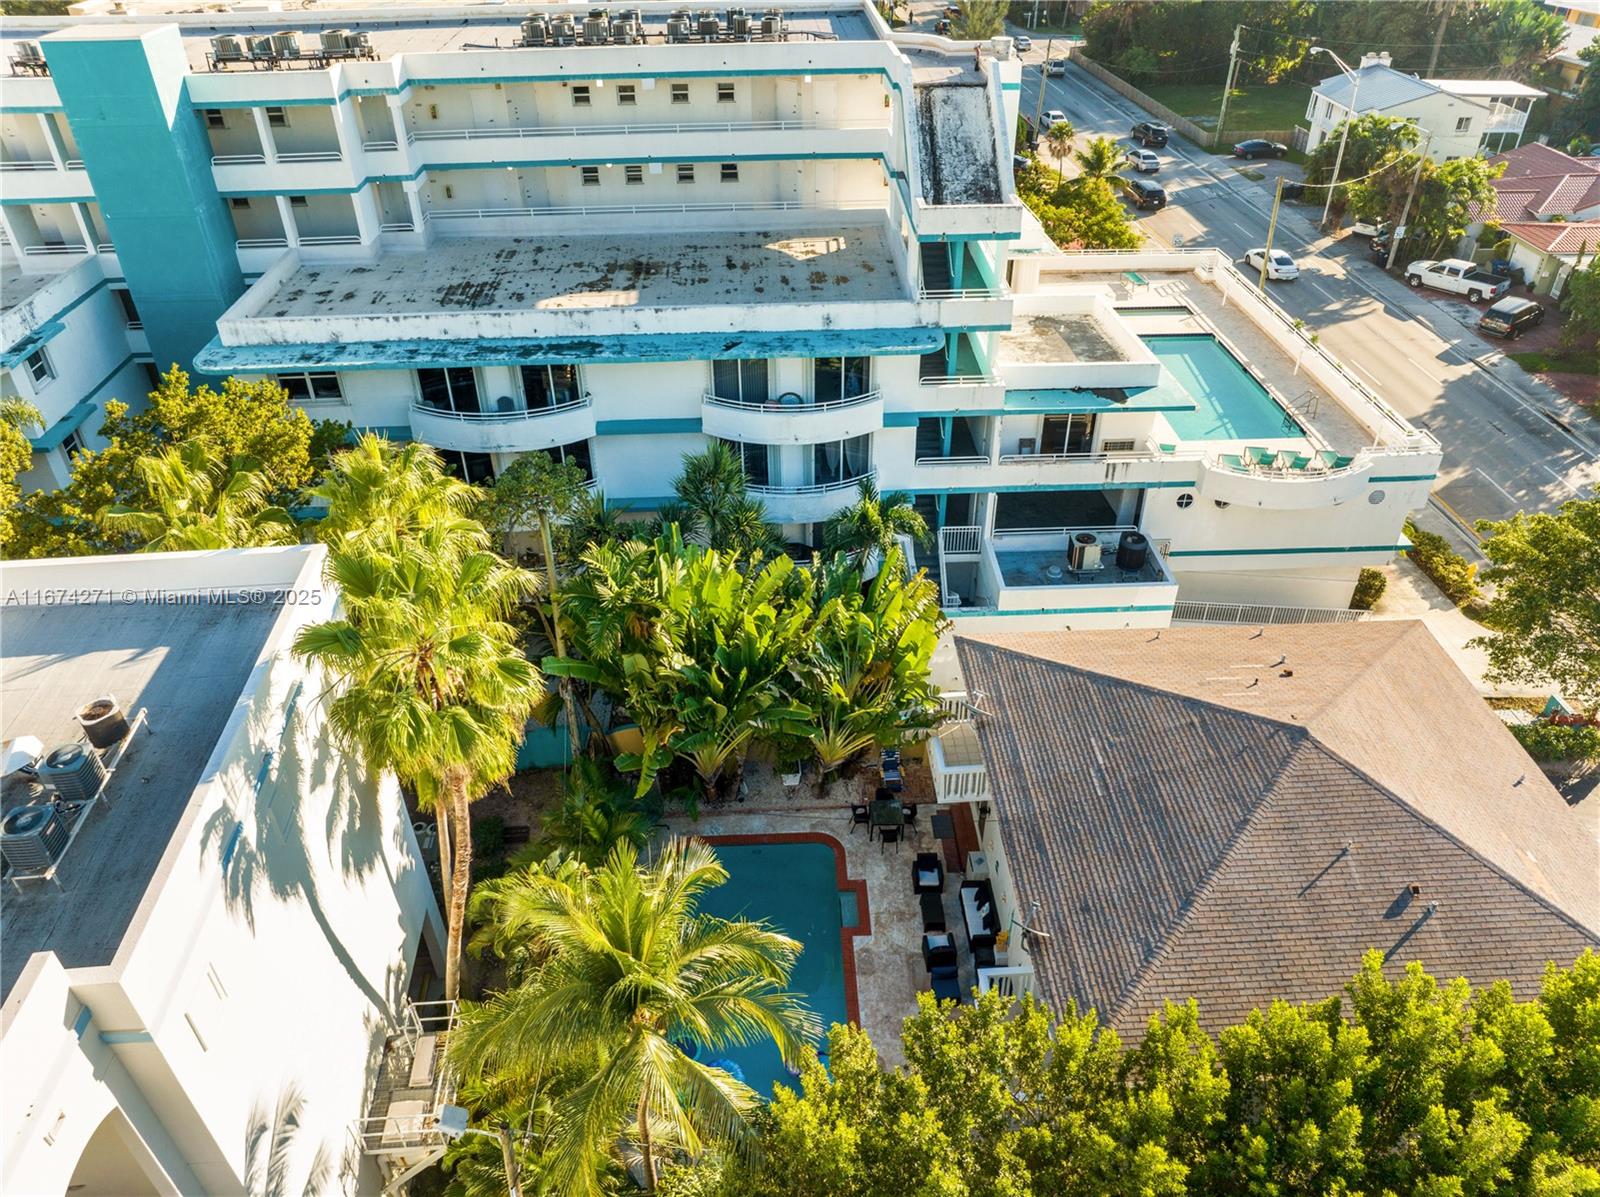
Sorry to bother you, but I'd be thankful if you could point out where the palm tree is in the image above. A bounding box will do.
[668,443,783,557]
[310,433,481,553]
[1074,135,1123,180]
[99,441,298,550]
[822,477,927,577]
[450,838,820,1195]
[1045,118,1076,183]
[294,449,544,1002]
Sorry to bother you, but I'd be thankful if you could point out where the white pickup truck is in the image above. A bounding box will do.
[1405,258,1511,303]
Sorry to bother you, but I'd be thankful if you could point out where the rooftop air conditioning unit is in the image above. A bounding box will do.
[1068,532,1102,572]
[320,28,350,51]
[760,10,784,38]
[14,41,44,64]
[582,10,609,44]
[346,30,372,55]
[609,13,639,42]
[36,742,108,804]
[520,15,549,45]
[211,34,246,61]
[1,805,69,873]
[549,14,577,45]
[248,34,277,59]
[727,7,751,38]
[697,9,721,38]
[666,9,693,41]
[270,31,301,58]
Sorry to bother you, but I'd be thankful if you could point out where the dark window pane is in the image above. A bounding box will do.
[742,442,769,487]
[446,368,479,413]
[711,360,740,401]
[556,439,593,480]
[843,433,871,478]
[813,357,842,404]
[843,356,870,398]
[309,373,342,400]
[550,365,579,406]
[814,439,842,484]
[520,365,552,409]
[417,368,451,410]
[740,359,769,405]
[278,374,311,401]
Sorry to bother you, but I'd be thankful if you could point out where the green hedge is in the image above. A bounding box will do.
[1350,567,1387,610]
[1510,721,1600,763]
[1403,520,1481,607]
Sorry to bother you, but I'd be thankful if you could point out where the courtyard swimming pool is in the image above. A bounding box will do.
[693,838,856,1097]
[1143,333,1306,441]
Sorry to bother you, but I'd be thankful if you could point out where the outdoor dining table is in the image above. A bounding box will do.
[869,796,904,838]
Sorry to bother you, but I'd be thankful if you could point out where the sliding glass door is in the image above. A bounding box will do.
[813,434,872,486]
[711,359,770,406]
[417,368,481,414]
[813,356,871,404]
[519,365,580,410]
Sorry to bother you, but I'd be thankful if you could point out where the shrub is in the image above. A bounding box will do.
[1510,720,1600,762]
[1403,520,1481,607]
[1350,567,1387,610]
[1474,221,1503,249]
[471,814,506,859]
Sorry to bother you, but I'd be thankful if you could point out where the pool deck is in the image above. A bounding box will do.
[1106,273,1370,453]
[662,759,970,1068]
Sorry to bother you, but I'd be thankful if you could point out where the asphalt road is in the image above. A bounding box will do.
[1011,47,1600,536]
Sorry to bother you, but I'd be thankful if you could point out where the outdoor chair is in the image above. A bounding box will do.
[922,933,957,970]
[928,964,962,1004]
[878,824,903,852]
[848,804,869,834]
[880,748,904,792]
[912,851,944,894]
[902,802,919,829]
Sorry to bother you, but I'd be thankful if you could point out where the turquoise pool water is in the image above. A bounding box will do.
[693,841,850,1097]
[1143,333,1305,441]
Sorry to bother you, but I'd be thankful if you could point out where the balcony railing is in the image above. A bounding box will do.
[211,152,267,166]
[918,373,1000,386]
[20,243,88,256]
[424,198,885,223]
[703,388,880,414]
[298,233,363,246]
[977,965,1037,999]
[0,160,57,171]
[236,237,290,249]
[277,149,344,163]
[355,998,459,1186]
[1173,600,1365,625]
[918,286,1007,301]
[410,396,591,423]
[939,525,983,558]
[361,139,401,152]
[407,116,885,143]
[747,472,871,498]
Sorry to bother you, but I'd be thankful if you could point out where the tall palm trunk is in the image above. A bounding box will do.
[434,795,454,988]
[443,766,473,1002]
[637,1089,656,1191]
[539,513,581,758]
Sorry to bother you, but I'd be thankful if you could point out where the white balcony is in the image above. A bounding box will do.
[748,471,872,523]
[354,999,458,1192]
[910,444,1179,492]
[927,694,990,805]
[1481,103,1530,135]
[408,397,597,454]
[701,389,883,445]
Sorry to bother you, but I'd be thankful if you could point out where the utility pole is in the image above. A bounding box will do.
[498,1124,523,1197]
[1215,25,1243,149]
[1258,176,1285,291]
[1425,0,1453,76]
[1032,34,1055,138]
[1386,131,1432,272]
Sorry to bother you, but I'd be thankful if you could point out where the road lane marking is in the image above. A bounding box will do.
[1474,468,1519,505]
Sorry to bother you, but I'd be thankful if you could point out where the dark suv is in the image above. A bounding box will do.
[1120,176,1167,210]
[1478,296,1545,339]
[1131,121,1171,147]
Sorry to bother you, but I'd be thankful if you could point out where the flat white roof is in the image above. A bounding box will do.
[1428,78,1546,99]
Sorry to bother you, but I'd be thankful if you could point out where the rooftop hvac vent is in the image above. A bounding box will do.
[582,10,610,44]
[520,14,549,45]
[610,8,642,42]
[1,805,69,873]
[37,742,108,804]
[248,34,278,59]
[269,31,302,58]
[697,9,722,38]
[666,9,693,42]
[76,695,129,751]
[210,34,247,64]
[548,13,577,45]
[728,7,752,39]
[320,28,351,51]
[760,9,785,39]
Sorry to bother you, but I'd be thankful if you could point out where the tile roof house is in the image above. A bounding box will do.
[953,621,1598,1033]
[1477,144,1600,224]
[1499,220,1600,294]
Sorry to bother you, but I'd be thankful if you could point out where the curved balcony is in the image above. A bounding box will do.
[700,389,884,445]
[748,472,873,524]
[1199,450,1379,511]
[408,397,595,455]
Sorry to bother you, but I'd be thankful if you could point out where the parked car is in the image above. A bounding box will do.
[1348,216,1392,239]
[1046,58,1067,77]
[1477,296,1546,339]
[944,3,961,14]
[1125,147,1161,173]
[1043,108,1069,128]
[1120,177,1167,210]
[934,17,951,33]
[1233,138,1288,159]
[1405,258,1511,303]
[1012,153,1031,175]
[1131,121,1171,147]
[1243,247,1300,280]
[1014,34,1031,51]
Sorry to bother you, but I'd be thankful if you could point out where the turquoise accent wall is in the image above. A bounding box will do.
[41,26,244,379]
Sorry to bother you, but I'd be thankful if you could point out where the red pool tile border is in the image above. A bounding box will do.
[701,832,869,1027]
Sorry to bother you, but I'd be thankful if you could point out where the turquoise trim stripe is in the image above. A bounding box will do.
[1369,474,1437,483]
[99,1030,154,1045]
[595,418,703,435]
[30,399,96,451]
[73,1006,93,1039]
[884,410,998,426]
[948,602,1175,617]
[1168,543,1406,558]
[918,480,1197,495]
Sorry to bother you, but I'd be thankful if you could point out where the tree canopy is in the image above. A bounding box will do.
[1348,152,1503,258]
[0,398,43,553]
[1016,156,1141,251]
[1473,498,1600,710]
[668,950,1600,1197]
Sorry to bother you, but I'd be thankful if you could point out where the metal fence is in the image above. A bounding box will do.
[1172,601,1365,625]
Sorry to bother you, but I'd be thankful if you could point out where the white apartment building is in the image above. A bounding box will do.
[2,3,1438,623]
[1305,52,1545,159]
[0,547,445,1196]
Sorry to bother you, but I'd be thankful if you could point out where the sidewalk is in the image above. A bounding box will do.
[1365,554,1526,695]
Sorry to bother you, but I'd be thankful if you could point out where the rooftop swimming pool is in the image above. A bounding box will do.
[1143,333,1305,442]
[693,839,855,1097]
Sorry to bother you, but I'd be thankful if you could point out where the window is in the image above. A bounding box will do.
[711,359,770,405]
[1176,492,1195,509]
[548,438,593,480]
[519,365,580,410]
[60,428,84,458]
[1455,116,1472,133]
[289,195,309,208]
[229,196,251,210]
[813,434,871,485]
[625,164,643,186]
[581,166,601,186]
[416,367,481,414]
[277,371,343,403]
[716,83,735,103]
[25,348,53,386]
[1040,414,1093,455]
[720,437,771,487]
[813,356,871,403]
[676,163,695,184]
[617,84,637,106]
[115,289,142,330]
[439,450,496,485]
[265,106,288,128]
[671,82,690,104]
[720,162,739,182]
[204,108,226,129]
[572,85,592,107]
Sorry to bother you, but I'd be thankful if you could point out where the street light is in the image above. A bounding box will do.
[1309,45,1360,230]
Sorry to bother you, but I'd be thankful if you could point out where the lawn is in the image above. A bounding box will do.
[1135,81,1312,139]
[1509,348,1600,376]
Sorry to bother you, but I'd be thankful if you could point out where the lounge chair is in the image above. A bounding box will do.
[912,851,945,894]
[928,964,962,1003]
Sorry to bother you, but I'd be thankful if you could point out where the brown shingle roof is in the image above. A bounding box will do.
[954,622,1599,1032]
